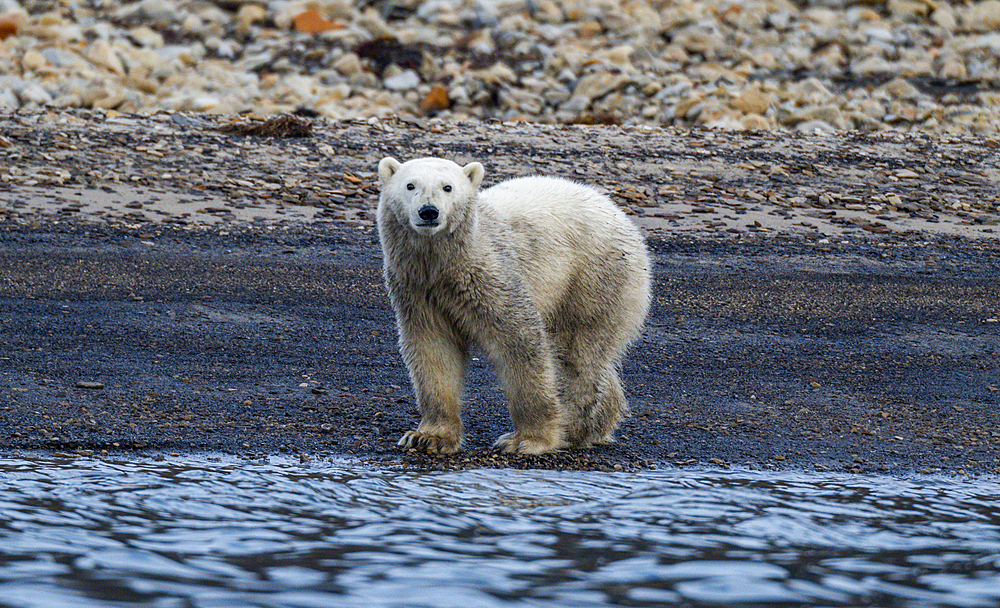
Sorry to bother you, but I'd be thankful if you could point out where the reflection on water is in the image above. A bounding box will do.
[1,456,998,607]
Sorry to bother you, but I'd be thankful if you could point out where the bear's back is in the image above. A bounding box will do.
[481,176,618,221]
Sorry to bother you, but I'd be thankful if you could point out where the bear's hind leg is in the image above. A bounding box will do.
[559,333,629,448]
[589,368,627,445]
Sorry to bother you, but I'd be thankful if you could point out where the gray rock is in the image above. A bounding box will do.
[42,47,85,68]
[121,0,179,23]
[0,88,19,109]
[560,95,591,113]
[17,83,53,106]
[235,50,273,72]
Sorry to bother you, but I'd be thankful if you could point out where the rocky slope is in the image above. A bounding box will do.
[1,0,1000,133]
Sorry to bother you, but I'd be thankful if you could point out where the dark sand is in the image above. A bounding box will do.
[2,223,998,475]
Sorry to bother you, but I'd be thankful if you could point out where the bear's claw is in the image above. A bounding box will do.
[398,430,462,454]
[493,432,563,455]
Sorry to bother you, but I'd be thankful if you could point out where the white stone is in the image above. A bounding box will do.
[85,22,114,40]
[157,44,205,64]
[383,69,420,91]
[189,95,220,111]
[541,85,570,105]
[704,116,744,130]
[795,119,837,133]
[596,44,633,68]
[448,85,470,105]
[51,93,80,108]
[674,29,722,55]
[975,33,1000,54]
[17,82,53,105]
[788,105,848,130]
[804,7,839,27]
[281,74,317,100]
[417,0,460,24]
[0,88,19,109]
[471,63,516,84]
[236,50,275,72]
[325,0,353,20]
[53,23,85,42]
[204,36,237,59]
[888,0,930,21]
[21,49,46,71]
[864,28,896,45]
[179,13,205,35]
[499,87,544,114]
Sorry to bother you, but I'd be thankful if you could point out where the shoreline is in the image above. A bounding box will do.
[1,111,999,475]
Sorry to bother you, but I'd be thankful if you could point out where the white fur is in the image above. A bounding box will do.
[377,157,651,455]
[480,176,647,330]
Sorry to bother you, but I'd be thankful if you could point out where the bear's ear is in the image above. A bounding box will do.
[463,162,485,190]
[378,157,401,185]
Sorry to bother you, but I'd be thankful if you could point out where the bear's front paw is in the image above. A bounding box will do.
[493,432,563,455]
[398,430,462,454]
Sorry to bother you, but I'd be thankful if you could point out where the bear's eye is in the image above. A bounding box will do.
[443,185,452,192]
[406,183,415,191]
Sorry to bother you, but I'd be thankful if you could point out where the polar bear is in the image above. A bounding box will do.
[377,157,651,455]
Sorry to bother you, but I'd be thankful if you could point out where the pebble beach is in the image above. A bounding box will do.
[1,0,1000,134]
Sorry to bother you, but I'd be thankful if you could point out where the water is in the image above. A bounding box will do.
[1,457,999,608]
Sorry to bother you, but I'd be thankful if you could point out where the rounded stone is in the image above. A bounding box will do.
[333,52,362,77]
[966,0,1000,32]
[740,114,771,130]
[383,69,420,91]
[21,49,46,71]
[732,89,772,115]
[236,4,267,34]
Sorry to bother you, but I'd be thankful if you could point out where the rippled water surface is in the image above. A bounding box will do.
[1,456,999,607]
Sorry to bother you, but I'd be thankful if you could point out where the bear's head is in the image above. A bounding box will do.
[377,157,485,236]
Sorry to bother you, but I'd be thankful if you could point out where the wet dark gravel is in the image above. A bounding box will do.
[1,221,998,476]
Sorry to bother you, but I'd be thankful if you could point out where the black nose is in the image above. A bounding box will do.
[418,205,439,222]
